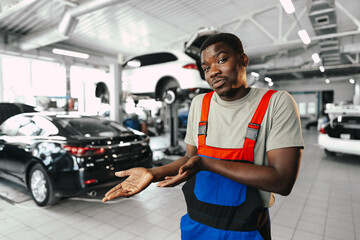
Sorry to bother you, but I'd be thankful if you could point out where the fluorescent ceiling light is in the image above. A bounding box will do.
[52,48,89,59]
[298,29,311,45]
[265,77,272,83]
[268,82,274,87]
[349,78,355,84]
[325,78,330,84]
[280,0,295,14]
[312,53,321,63]
[319,66,325,72]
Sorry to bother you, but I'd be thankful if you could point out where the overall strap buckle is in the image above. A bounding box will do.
[245,123,260,141]
[198,121,208,137]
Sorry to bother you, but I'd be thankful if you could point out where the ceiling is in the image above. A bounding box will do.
[0,0,360,83]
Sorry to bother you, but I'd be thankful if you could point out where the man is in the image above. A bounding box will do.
[103,33,304,240]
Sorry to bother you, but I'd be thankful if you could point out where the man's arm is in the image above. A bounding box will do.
[149,144,197,181]
[202,147,301,195]
[102,144,197,201]
[159,147,302,196]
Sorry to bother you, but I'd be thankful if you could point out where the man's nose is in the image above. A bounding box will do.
[210,65,221,78]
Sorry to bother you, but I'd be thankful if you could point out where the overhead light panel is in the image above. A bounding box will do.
[325,78,330,84]
[52,48,89,59]
[265,77,272,83]
[280,0,295,14]
[312,53,321,63]
[251,72,259,78]
[349,78,355,84]
[268,82,274,87]
[319,66,325,72]
[298,29,311,45]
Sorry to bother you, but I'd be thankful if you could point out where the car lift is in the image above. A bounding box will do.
[163,88,186,156]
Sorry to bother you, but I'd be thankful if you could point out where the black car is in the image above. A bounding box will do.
[0,102,37,125]
[0,112,153,206]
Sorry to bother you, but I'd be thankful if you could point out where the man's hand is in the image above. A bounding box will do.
[157,155,202,187]
[102,167,154,202]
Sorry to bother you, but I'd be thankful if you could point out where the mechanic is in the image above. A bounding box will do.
[103,32,304,240]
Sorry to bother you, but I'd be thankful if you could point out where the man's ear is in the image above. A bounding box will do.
[241,53,249,67]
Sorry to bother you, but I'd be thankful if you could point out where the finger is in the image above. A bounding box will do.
[103,188,132,202]
[157,176,181,187]
[115,170,131,178]
[104,183,125,197]
[179,165,190,175]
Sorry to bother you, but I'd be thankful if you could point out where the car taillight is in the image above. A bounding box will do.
[320,127,326,134]
[84,179,97,185]
[64,145,105,157]
[182,63,198,70]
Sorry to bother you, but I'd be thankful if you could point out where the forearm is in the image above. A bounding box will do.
[200,148,301,195]
[149,156,189,182]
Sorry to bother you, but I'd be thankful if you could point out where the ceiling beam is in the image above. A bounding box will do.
[283,8,307,41]
[0,0,36,21]
[335,2,360,29]
[248,17,277,43]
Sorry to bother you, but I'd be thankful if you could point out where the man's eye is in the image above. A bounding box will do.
[218,58,227,63]
[202,67,210,72]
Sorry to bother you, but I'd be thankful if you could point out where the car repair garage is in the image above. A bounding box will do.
[0,0,359,239]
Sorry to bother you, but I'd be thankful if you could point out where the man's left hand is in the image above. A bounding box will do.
[156,155,202,187]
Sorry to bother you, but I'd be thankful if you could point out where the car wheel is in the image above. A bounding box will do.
[324,149,336,157]
[163,89,177,104]
[159,79,180,104]
[29,163,59,207]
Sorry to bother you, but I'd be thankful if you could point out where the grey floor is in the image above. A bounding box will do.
[0,129,360,240]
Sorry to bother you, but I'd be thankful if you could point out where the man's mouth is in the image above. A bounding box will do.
[212,78,226,89]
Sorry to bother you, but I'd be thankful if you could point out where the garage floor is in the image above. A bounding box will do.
[0,129,360,240]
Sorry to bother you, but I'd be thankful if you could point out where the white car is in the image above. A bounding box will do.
[122,27,218,104]
[318,105,360,156]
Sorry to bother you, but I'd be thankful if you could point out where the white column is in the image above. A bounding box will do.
[64,61,71,111]
[354,79,360,105]
[0,56,3,102]
[108,63,123,123]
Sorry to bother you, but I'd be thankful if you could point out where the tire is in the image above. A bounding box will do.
[29,163,59,207]
[324,149,336,157]
[158,79,180,103]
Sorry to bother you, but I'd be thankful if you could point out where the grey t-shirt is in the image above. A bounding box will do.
[184,87,304,207]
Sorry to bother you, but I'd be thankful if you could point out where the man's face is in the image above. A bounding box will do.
[201,42,248,100]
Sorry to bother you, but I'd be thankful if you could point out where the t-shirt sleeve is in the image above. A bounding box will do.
[184,95,202,147]
[266,91,304,151]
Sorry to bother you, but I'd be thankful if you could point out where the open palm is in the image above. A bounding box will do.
[103,167,154,201]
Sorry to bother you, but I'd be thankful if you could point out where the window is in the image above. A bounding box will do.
[0,116,21,136]
[56,117,127,138]
[125,52,177,67]
[17,118,39,136]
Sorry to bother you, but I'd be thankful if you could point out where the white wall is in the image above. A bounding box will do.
[275,80,355,104]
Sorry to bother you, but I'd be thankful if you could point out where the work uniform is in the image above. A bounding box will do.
[182,88,304,239]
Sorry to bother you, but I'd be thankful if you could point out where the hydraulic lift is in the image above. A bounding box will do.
[162,87,186,156]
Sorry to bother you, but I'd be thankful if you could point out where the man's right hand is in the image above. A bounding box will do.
[102,167,154,202]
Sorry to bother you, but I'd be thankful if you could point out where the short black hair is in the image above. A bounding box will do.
[200,32,244,55]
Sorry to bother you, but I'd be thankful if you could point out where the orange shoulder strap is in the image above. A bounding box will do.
[198,91,214,146]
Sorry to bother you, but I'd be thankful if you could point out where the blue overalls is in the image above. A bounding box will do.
[181,90,276,240]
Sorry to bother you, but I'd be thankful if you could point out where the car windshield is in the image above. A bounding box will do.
[56,117,131,139]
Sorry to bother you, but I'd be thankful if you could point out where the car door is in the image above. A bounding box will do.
[0,138,6,171]
[1,115,35,182]
[0,116,20,172]
[6,117,39,179]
